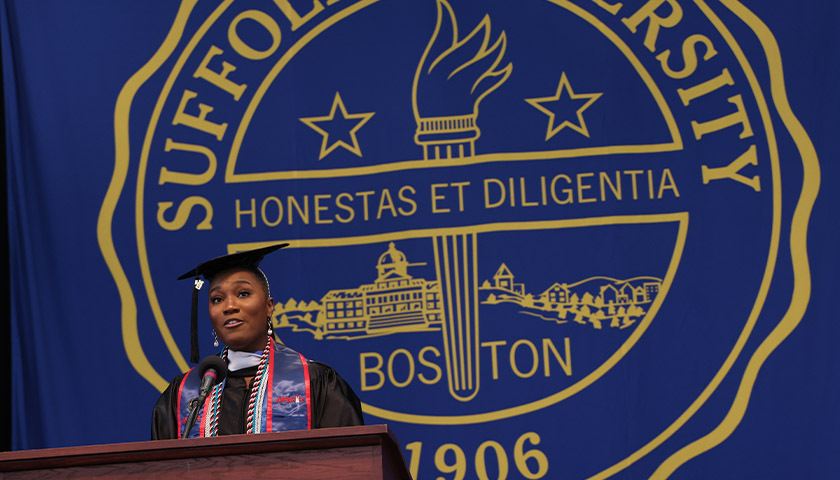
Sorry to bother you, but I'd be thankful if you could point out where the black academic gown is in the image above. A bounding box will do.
[151,361,364,439]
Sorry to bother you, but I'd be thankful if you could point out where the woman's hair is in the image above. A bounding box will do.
[248,266,271,297]
[208,266,271,298]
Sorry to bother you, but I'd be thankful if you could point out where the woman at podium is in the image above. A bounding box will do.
[152,244,364,439]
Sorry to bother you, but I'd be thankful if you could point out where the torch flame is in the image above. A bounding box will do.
[412,0,512,160]
[413,0,512,120]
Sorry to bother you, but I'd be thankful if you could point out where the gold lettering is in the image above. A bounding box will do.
[481,340,506,380]
[621,0,683,53]
[314,194,333,224]
[701,145,760,191]
[387,349,415,388]
[355,191,374,221]
[260,196,283,226]
[287,195,309,224]
[550,174,574,205]
[542,338,572,376]
[157,197,213,231]
[377,189,397,219]
[600,171,622,201]
[273,0,324,31]
[335,192,355,223]
[520,177,539,207]
[172,90,227,140]
[576,172,596,204]
[193,46,247,100]
[159,138,217,186]
[647,169,655,198]
[508,177,516,206]
[510,339,539,378]
[235,198,256,228]
[540,176,548,205]
[228,10,282,60]
[360,352,385,391]
[656,34,717,80]
[678,68,734,106]
[418,346,442,385]
[623,170,643,199]
[658,168,680,197]
[592,0,623,15]
[691,94,754,140]
[484,178,506,208]
[451,181,470,212]
[431,183,449,213]
[398,185,417,216]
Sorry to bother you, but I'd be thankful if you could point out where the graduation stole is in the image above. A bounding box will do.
[176,338,312,438]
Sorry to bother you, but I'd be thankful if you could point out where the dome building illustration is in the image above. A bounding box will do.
[318,243,443,335]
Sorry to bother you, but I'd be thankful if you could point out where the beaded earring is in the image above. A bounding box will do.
[267,318,274,336]
[213,329,219,347]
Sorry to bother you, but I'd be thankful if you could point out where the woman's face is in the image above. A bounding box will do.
[208,268,274,352]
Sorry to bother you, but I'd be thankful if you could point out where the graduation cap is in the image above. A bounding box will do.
[178,243,289,363]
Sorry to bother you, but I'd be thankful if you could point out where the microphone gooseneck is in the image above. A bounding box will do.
[181,355,229,438]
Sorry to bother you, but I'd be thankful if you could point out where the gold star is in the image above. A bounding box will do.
[300,92,375,160]
[525,72,602,140]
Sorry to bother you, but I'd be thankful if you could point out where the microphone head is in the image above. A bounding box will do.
[197,355,228,385]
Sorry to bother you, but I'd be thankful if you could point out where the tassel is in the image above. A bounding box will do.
[190,277,200,363]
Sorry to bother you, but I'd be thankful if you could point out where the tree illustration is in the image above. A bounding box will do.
[589,308,604,330]
[522,293,535,307]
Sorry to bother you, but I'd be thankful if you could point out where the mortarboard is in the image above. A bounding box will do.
[178,243,289,363]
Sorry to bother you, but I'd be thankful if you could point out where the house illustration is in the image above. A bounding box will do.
[492,263,525,295]
[540,282,570,305]
[600,284,626,304]
[643,282,660,302]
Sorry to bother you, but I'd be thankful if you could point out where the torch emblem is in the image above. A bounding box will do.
[412,0,512,160]
[412,0,512,401]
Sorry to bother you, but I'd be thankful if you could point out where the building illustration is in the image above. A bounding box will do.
[480,264,662,330]
[274,243,443,339]
[273,242,662,339]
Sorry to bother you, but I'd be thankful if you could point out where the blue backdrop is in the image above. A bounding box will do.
[3,1,837,478]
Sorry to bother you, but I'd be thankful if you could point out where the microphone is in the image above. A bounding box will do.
[182,356,228,438]
[197,355,228,397]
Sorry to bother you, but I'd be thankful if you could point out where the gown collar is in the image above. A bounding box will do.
[226,349,262,371]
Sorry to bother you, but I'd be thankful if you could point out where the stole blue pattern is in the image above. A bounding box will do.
[177,341,309,438]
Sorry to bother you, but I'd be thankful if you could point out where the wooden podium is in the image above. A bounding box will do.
[0,425,411,479]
